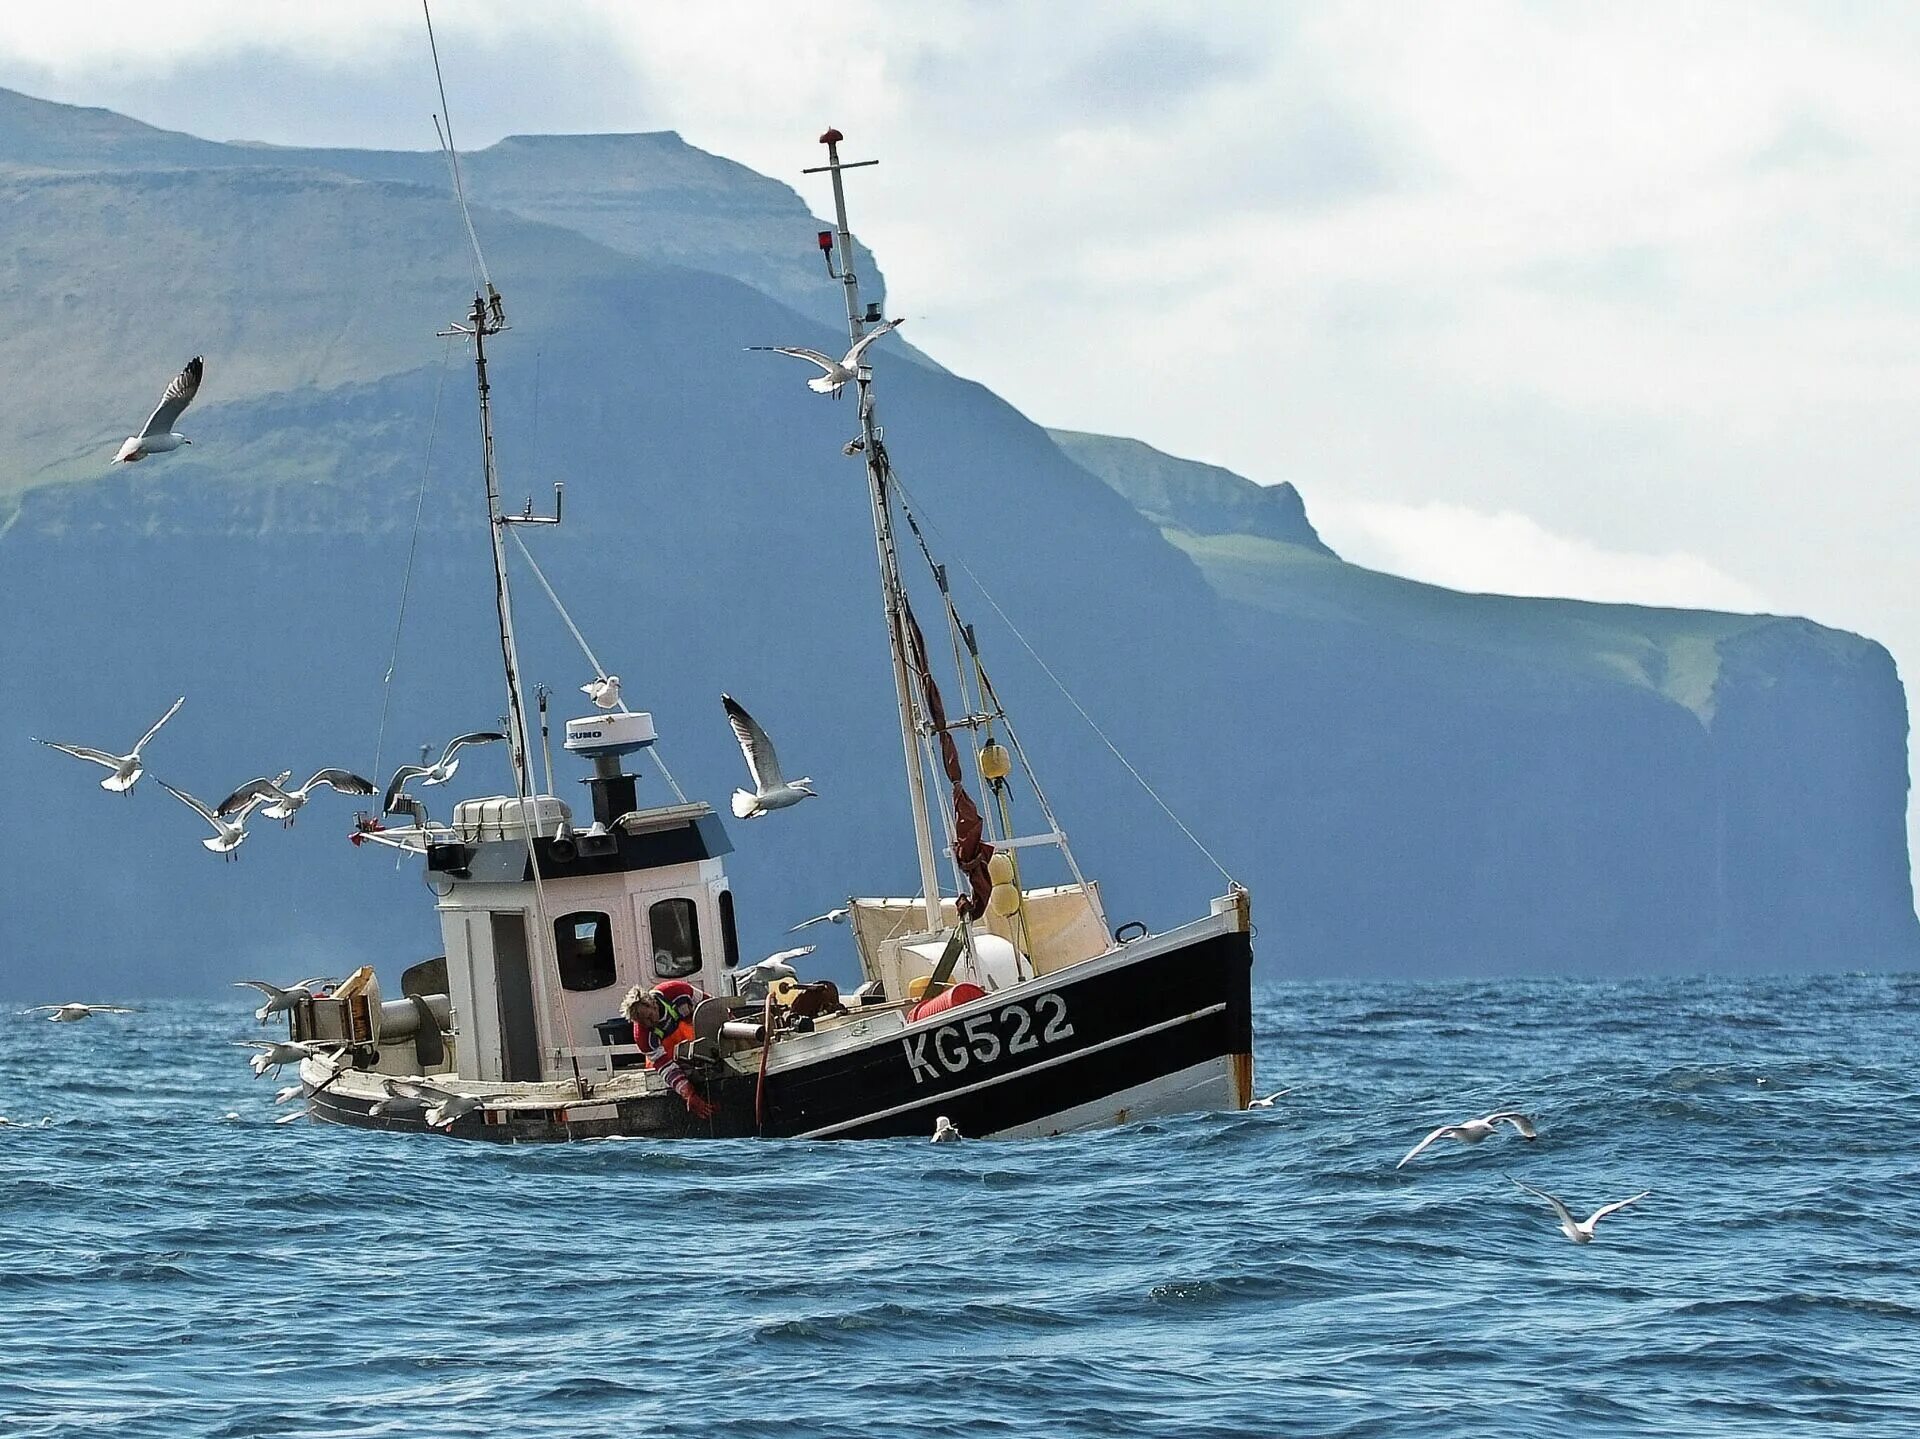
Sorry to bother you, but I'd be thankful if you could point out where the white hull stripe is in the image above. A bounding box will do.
[793,1001,1228,1139]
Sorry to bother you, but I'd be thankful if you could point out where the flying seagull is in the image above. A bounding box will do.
[34,696,185,793]
[112,355,204,463]
[746,317,905,398]
[722,694,815,819]
[1396,1110,1538,1169]
[218,768,375,825]
[789,907,849,932]
[19,1002,138,1023]
[375,1077,499,1130]
[383,732,506,812]
[233,1039,340,1079]
[234,977,338,1024]
[581,675,622,710]
[931,1115,963,1143]
[159,780,267,860]
[1507,1175,1651,1244]
[1247,1088,1296,1110]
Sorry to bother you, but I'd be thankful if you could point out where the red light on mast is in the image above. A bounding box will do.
[817,230,835,252]
[820,127,844,145]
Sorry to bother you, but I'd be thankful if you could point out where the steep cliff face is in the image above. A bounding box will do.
[1057,433,1919,976]
[0,85,1913,994]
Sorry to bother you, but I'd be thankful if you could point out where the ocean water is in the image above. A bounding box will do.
[2,973,1916,1439]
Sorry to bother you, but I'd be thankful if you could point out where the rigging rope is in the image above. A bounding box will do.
[505,525,619,695]
[889,474,1240,890]
[372,336,455,786]
[423,1,493,295]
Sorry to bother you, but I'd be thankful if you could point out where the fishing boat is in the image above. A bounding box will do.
[286,128,1255,1141]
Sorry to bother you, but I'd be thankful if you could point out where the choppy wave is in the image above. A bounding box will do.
[2,972,1917,1437]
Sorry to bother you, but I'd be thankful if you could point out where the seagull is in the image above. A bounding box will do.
[372,1077,436,1118]
[383,732,506,812]
[1247,1088,1296,1110]
[159,780,266,859]
[931,1115,962,1143]
[730,946,814,1001]
[581,675,622,710]
[747,317,905,398]
[722,694,815,819]
[218,768,375,825]
[19,1002,138,1023]
[33,696,184,793]
[233,1039,339,1079]
[789,907,849,932]
[1508,1176,1650,1244]
[234,977,338,1023]
[112,355,203,463]
[1396,1110,1538,1169]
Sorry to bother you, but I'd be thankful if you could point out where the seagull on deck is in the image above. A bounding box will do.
[234,977,338,1024]
[218,768,375,826]
[722,694,815,819]
[159,781,267,860]
[931,1116,963,1143]
[34,696,185,793]
[746,318,905,398]
[789,907,849,932]
[581,675,623,710]
[383,732,506,812]
[1247,1088,1295,1110]
[19,1002,138,1023]
[1396,1110,1538,1169]
[112,355,204,463]
[1507,1175,1650,1244]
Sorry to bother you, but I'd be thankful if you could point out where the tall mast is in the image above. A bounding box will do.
[807,130,943,929]
[446,288,535,799]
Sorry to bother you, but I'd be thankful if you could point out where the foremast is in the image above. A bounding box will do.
[807,130,944,930]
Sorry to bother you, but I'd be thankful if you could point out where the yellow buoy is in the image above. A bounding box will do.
[987,852,1015,885]
[979,740,1012,780]
[989,882,1022,918]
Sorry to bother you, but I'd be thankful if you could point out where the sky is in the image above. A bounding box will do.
[3,1,1917,826]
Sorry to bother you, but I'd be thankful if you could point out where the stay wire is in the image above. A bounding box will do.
[887,472,1239,890]
[423,1,492,295]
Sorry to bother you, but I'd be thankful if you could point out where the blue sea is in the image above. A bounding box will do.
[3,973,1917,1438]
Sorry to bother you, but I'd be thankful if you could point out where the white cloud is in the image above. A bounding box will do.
[1318,497,1772,614]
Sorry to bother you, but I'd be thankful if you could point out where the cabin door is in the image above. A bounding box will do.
[490,912,541,1082]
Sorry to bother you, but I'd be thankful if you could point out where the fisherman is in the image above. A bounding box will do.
[622,982,713,1120]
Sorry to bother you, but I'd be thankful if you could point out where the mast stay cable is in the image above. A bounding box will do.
[889,472,1240,891]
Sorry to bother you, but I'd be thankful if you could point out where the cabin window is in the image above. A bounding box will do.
[719,890,740,970]
[649,898,702,979]
[554,911,616,992]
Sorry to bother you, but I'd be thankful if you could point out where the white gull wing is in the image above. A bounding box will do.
[745,345,840,377]
[383,763,432,811]
[722,693,785,791]
[1507,1175,1579,1230]
[1585,1191,1652,1227]
[1396,1123,1462,1169]
[1488,1111,1538,1139]
[217,775,295,817]
[439,731,505,769]
[34,740,123,769]
[159,779,223,828]
[842,317,904,369]
[139,357,203,438]
[132,696,186,754]
[297,768,376,799]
